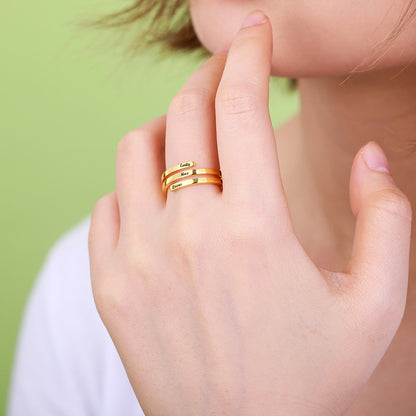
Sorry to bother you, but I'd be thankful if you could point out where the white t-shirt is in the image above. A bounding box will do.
[7,215,145,415]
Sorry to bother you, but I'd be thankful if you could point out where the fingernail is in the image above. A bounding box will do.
[362,141,391,173]
[240,10,267,29]
[214,45,229,54]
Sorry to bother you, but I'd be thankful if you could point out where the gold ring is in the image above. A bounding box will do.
[161,161,195,183]
[162,168,222,195]
[161,161,223,195]
[168,176,223,193]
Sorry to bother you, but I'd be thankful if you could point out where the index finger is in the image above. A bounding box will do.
[215,11,289,219]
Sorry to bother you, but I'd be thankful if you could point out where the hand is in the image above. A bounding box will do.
[88,9,412,416]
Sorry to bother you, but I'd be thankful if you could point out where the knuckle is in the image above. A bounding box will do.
[91,267,125,316]
[168,88,212,118]
[90,192,116,223]
[172,218,204,250]
[216,83,260,117]
[369,299,405,342]
[224,201,291,245]
[91,192,110,215]
[117,128,149,155]
[222,206,263,245]
[96,284,132,323]
[119,243,155,277]
[373,287,405,324]
[166,220,205,271]
[353,283,406,343]
[92,255,149,321]
[367,188,412,222]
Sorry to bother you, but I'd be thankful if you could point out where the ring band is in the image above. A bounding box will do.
[162,168,222,195]
[168,176,223,193]
[161,161,223,195]
[161,161,195,183]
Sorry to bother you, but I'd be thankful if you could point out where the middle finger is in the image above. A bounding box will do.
[164,52,227,208]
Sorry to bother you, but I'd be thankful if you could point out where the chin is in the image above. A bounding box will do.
[191,3,416,81]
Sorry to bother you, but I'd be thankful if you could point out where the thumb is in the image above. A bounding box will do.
[347,141,412,318]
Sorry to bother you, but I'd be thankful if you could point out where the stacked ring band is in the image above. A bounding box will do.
[161,161,222,195]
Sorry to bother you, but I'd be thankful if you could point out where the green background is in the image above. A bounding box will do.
[0,0,299,413]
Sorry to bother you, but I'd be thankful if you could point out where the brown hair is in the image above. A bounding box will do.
[81,0,416,91]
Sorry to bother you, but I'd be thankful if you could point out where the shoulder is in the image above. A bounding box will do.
[43,214,91,281]
[39,214,99,333]
[28,215,96,327]
[8,215,144,416]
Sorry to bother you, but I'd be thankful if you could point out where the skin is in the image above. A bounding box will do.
[190,1,416,413]
[88,4,416,416]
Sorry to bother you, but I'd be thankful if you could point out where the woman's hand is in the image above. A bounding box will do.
[88,10,412,416]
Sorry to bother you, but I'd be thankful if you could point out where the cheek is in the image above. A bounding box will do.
[190,0,416,78]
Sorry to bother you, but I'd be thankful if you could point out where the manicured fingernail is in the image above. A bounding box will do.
[240,10,267,29]
[362,141,391,173]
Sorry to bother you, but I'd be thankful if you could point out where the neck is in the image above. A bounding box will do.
[283,65,416,316]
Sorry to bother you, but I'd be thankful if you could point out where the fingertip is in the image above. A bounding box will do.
[240,10,268,30]
[361,141,391,174]
[238,9,273,57]
[349,142,396,217]
[214,46,230,54]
